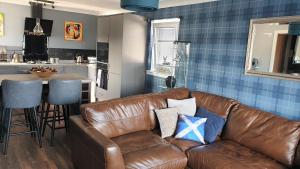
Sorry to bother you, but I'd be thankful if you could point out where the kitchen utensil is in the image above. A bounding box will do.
[49,57,60,64]
[76,55,84,63]
[12,52,22,63]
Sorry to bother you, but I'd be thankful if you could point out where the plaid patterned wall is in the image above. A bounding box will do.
[140,0,300,120]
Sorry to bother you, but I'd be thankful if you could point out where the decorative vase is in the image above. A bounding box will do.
[165,76,176,88]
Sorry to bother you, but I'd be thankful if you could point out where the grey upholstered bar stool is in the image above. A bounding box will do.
[41,79,81,146]
[0,80,43,155]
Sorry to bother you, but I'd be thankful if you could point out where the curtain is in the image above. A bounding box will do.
[145,19,153,70]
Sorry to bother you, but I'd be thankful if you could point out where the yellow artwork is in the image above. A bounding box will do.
[64,21,83,41]
[0,13,4,37]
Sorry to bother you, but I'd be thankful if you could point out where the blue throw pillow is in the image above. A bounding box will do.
[174,114,207,144]
[196,108,226,143]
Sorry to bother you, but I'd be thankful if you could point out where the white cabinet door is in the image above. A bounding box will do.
[97,17,110,43]
[96,73,121,101]
[106,72,121,100]
[108,15,123,75]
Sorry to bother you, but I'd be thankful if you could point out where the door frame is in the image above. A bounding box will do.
[269,29,288,72]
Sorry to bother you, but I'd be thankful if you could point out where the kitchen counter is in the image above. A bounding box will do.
[0,61,92,66]
[0,73,91,84]
[0,61,95,77]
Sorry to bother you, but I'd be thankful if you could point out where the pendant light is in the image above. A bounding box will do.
[33,18,44,35]
[121,0,159,12]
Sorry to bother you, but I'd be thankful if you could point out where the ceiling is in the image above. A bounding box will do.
[0,0,217,16]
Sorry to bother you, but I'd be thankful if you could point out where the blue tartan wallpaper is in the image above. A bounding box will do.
[139,0,300,120]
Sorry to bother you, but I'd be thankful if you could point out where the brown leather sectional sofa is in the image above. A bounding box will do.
[69,88,300,169]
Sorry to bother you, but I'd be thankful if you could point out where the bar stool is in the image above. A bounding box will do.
[0,80,43,155]
[41,79,81,146]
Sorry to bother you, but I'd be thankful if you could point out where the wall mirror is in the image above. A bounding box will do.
[246,16,300,80]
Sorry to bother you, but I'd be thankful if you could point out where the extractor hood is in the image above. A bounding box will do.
[24,1,53,36]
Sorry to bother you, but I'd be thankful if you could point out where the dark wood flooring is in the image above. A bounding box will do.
[0,110,74,169]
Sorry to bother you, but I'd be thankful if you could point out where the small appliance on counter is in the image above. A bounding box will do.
[49,57,59,64]
[88,56,97,64]
[12,52,23,63]
[0,47,7,62]
[75,55,84,63]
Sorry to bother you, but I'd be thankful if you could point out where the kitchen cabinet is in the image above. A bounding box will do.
[96,14,147,101]
[97,17,110,43]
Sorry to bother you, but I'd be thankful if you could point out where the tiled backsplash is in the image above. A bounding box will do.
[0,46,96,60]
[139,0,300,120]
[48,48,96,60]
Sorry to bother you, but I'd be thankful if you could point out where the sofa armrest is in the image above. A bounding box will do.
[70,115,125,169]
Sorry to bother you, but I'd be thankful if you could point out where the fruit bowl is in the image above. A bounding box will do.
[29,67,57,78]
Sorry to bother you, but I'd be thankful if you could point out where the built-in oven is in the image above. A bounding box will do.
[96,42,109,90]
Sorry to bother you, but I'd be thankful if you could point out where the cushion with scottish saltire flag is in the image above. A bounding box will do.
[174,114,207,144]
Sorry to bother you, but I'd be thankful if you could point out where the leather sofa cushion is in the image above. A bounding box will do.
[165,137,202,152]
[81,95,151,138]
[223,104,300,166]
[191,91,237,118]
[187,141,285,169]
[148,88,190,129]
[112,131,187,169]
[112,131,169,154]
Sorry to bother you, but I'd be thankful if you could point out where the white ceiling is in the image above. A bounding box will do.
[0,0,217,16]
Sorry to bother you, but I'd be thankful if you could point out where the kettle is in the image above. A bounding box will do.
[75,55,84,63]
[12,52,22,63]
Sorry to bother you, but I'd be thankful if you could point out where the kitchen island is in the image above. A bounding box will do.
[0,73,94,104]
[0,73,90,83]
[0,61,97,102]
[0,61,92,77]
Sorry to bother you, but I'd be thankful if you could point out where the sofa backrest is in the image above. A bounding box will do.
[223,104,300,167]
[81,95,151,138]
[191,91,237,118]
[81,88,190,138]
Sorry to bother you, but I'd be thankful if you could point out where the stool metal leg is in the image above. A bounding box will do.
[3,108,12,155]
[39,102,46,136]
[0,106,4,143]
[27,108,35,137]
[50,105,58,146]
[62,105,68,133]
[24,108,30,128]
[31,107,42,147]
[42,103,50,137]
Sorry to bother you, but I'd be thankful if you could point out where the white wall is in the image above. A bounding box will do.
[0,2,97,49]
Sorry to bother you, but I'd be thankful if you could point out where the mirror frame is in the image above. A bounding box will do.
[245,15,300,81]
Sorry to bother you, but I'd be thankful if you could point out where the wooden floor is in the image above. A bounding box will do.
[0,111,74,169]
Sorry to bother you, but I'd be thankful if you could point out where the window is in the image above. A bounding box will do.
[149,18,180,77]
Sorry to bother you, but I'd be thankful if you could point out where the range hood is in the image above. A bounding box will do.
[24,2,53,36]
[31,2,44,35]
[31,2,43,19]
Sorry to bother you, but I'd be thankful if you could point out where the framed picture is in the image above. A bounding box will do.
[0,13,4,37]
[64,21,83,41]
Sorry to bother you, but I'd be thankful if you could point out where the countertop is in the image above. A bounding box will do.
[0,60,95,66]
[0,73,91,84]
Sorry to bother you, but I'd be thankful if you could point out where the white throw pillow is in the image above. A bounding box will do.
[155,107,180,138]
[167,97,197,116]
